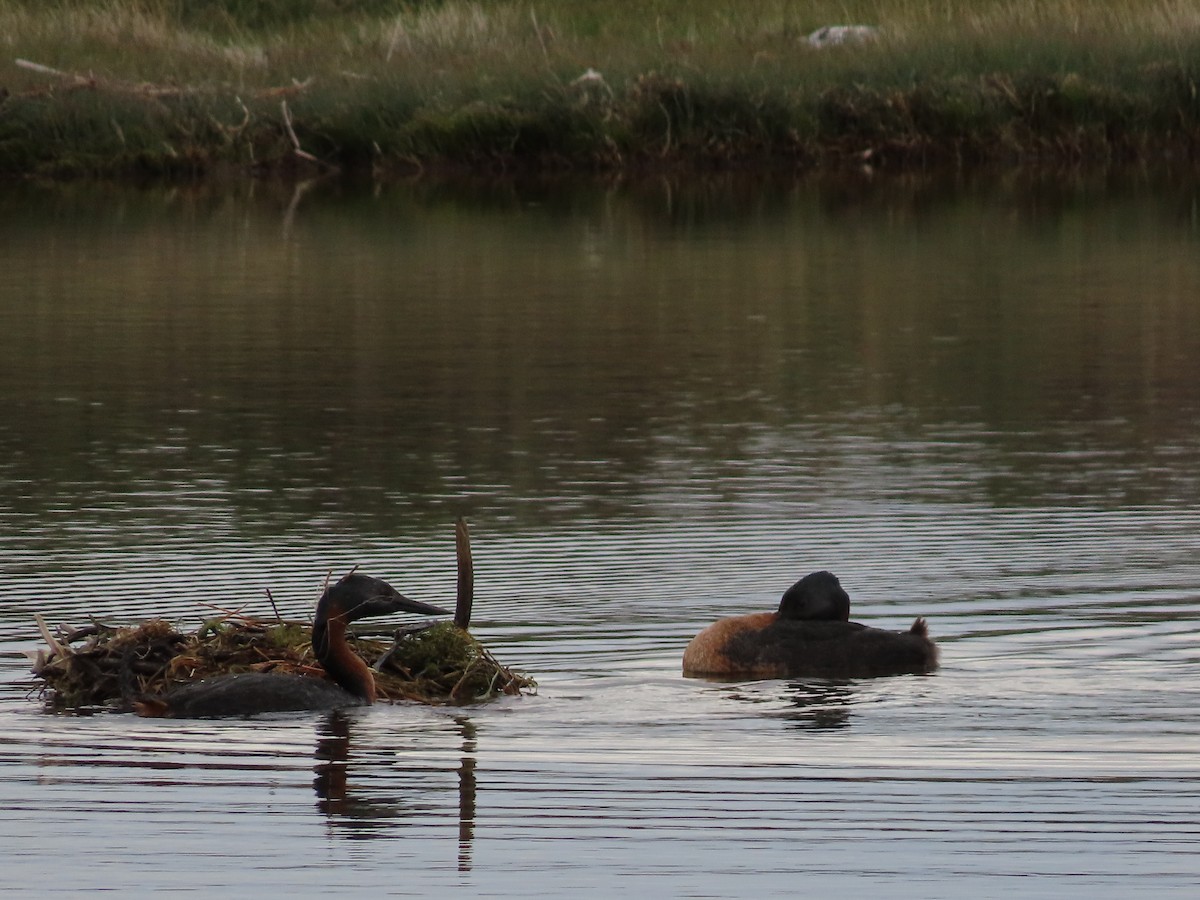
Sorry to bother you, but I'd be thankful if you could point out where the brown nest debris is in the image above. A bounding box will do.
[29,519,536,713]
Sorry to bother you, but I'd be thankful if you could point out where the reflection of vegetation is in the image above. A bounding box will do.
[1,174,1199,537]
[4,1,1200,174]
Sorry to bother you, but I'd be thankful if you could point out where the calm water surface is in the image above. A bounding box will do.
[1,173,1199,896]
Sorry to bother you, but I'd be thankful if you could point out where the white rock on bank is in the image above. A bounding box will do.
[807,25,880,48]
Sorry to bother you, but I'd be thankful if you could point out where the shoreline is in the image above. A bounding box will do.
[5,66,1198,181]
[3,1,1200,180]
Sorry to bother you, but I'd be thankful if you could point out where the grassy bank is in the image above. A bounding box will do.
[2,0,1200,177]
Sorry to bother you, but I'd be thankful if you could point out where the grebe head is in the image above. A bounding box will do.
[312,573,450,660]
[318,573,450,624]
[778,571,850,622]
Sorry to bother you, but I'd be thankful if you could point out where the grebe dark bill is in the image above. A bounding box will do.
[135,573,449,718]
[682,571,938,679]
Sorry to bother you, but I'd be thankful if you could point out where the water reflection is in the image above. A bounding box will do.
[313,712,386,828]
[718,679,857,731]
[780,681,855,732]
[2,173,1200,895]
[454,717,477,872]
[313,711,478,870]
[2,172,1200,541]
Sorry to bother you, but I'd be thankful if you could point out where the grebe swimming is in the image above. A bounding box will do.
[682,571,938,679]
[134,573,449,717]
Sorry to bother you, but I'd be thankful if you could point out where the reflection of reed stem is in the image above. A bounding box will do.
[456,716,478,872]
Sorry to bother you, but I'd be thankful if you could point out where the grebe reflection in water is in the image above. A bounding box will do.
[135,574,449,718]
[682,571,938,680]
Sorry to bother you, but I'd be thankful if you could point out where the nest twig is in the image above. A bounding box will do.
[14,58,314,101]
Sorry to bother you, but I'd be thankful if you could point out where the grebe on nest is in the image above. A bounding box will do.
[134,574,449,718]
[682,571,938,679]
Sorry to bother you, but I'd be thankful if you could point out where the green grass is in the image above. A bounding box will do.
[2,0,1199,176]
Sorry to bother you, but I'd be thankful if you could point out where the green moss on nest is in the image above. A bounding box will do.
[263,622,309,649]
[371,622,536,703]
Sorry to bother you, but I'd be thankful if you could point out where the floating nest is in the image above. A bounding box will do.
[28,520,537,713]
[31,616,535,713]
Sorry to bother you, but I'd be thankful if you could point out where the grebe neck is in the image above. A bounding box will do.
[313,615,376,702]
